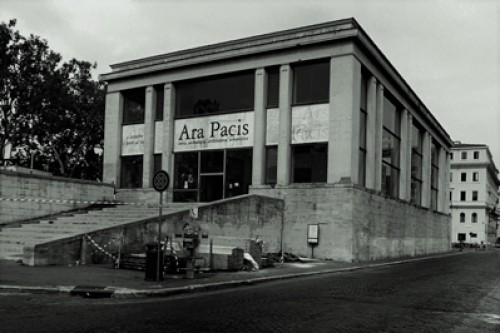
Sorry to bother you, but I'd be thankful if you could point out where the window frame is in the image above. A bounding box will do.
[175,70,255,119]
[292,60,330,106]
[381,94,401,198]
[459,213,465,223]
[122,88,146,125]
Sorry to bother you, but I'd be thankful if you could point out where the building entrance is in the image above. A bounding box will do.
[173,149,252,202]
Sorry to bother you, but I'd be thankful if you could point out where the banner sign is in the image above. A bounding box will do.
[266,104,329,145]
[266,108,280,145]
[122,124,144,156]
[154,121,163,154]
[174,111,254,152]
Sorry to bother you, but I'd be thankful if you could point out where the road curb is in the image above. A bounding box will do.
[0,251,467,299]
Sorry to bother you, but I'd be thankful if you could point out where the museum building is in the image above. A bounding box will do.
[100,18,453,261]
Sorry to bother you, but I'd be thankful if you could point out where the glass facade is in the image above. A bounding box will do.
[411,122,423,205]
[266,67,280,108]
[175,71,255,117]
[122,88,145,124]
[120,155,143,188]
[358,71,368,186]
[381,95,400,197]
[292,60,330,105]
[292,143,327,183]
[430,141,439,210]
[173,149,252,202]
[265,146,278,185]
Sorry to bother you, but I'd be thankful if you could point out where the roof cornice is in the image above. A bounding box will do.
[100,18,357,81]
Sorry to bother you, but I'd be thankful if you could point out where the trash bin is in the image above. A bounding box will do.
[145,242,164,281]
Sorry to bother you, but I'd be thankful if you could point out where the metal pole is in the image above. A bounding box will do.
[157,191,163,282]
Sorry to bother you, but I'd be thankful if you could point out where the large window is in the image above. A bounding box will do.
[411,122,423,205]
[265,146,278,185]
[175,71,255,117]
[358,71,368,187]
[155,85,164,121]
[122,88,145,124]
[292,60,330,105]
[460,213,465,223]
[266,67,280,108]
[430,141,440,210]
[292,143,327,183]
[173,152,199,202]
[121,155,143,188]
[381,95,400,197]
[471,212,478,223]
[153,154,162,176]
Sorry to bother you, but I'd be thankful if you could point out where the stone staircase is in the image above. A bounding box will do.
[0,203,197,262]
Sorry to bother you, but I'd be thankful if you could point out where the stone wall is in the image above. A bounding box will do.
[0,169,115,224]
[27,195,284,265]
[250,183,451,262]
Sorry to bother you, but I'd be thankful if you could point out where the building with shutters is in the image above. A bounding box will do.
[100,18,453,261]
[449,143,500,245]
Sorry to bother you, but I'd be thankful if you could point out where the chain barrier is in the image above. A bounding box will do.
[85,234,121,262]
[0,196,152,206]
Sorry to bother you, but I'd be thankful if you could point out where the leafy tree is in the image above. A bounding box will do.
[0,19,105,180]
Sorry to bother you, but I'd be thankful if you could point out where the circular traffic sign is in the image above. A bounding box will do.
[153,170,170,192]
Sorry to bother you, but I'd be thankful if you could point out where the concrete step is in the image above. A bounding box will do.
[2,228,79,236]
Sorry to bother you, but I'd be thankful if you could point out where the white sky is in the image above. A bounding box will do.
[1,0,499,165]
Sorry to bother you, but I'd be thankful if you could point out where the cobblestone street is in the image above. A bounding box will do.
[1,251,499,332]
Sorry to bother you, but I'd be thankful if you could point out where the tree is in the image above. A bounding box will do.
[0,19,105,180]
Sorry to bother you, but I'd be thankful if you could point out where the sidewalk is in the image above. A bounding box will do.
[0,250,472,299]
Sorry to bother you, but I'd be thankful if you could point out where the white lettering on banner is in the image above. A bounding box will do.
[265,104,329,145]
[121,124,145,156]
[291,104,329,144]
[174,111,254,152]
[154,121,163,154]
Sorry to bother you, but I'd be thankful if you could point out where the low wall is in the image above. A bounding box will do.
[26,195,284,266]
[0,169,115,224]
[250,183,451,262]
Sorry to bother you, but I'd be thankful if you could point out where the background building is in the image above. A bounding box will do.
[100,18,453,261]
[450,143,500,245]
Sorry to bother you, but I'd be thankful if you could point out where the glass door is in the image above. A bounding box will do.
[199,150,225,202]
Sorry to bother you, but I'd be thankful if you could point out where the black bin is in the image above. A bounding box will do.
[145,242,164,281]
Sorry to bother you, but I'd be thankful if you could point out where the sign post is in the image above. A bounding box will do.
[152,170,170,283]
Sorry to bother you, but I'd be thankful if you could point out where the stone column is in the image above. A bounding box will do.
[252,68,267,186]
[365,76,378,190]
[142,86,156,188]
[103,91,123,186]
[162,83,175,201]
[399,110,409,201]
[327,55,361,184]
[277,64,292,185]
[421,132,432,208]
[438,147,447,213]
[374,83,385,192]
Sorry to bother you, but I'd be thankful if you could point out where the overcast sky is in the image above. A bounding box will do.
[2,0,499,165]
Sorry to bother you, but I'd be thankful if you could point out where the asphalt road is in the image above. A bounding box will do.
[1,250,499,333]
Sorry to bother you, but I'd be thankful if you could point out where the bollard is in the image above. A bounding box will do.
[80,236,87,265]
[186,258,195,279]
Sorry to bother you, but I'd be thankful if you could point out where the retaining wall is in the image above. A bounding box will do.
[0,169,115,224]
[250,183,451,262]
[26,195,284,266]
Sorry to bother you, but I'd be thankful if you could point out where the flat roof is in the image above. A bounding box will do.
[100,18,452,147]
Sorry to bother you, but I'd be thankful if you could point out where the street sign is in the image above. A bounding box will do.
[153,170,170,192]
[152,170,169,282]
